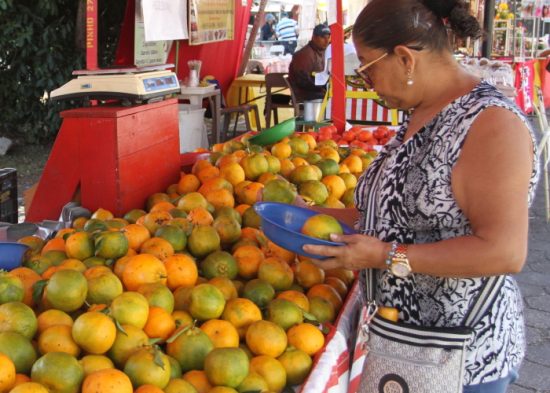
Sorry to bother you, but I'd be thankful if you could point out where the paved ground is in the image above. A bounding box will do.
[509,115,550,393]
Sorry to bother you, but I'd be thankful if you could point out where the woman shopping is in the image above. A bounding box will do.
[302,1,539,392]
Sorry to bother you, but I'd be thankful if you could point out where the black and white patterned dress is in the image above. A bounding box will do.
[354,81,539,385]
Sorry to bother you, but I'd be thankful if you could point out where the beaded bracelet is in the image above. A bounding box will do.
[385,241,398,269]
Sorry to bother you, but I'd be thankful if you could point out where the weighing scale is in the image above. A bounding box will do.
[50,64,180,104]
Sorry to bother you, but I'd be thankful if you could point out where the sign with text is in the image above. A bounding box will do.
[142,0,188,41]
[135,0,172,66]
[189,0,234,45]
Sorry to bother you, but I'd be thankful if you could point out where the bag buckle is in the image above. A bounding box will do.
[359,301,378,348]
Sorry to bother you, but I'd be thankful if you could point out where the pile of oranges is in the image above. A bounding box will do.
[0,131,360,393]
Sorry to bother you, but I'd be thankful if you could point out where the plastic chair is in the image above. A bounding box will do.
[265,73,296,128]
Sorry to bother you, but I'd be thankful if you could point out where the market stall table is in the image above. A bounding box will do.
[178,86,222,145]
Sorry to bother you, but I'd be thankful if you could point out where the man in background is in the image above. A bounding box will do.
[275,12,299,55]
[288,24,331,103]
[261,14,276,41]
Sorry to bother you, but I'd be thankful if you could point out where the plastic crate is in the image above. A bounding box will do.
[0,168,18,223]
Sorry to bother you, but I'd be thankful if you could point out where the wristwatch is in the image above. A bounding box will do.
[390,243,412,278]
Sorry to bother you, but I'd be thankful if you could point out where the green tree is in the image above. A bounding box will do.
[0,0,125,143]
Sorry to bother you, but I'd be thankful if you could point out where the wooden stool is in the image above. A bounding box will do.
[220,104,262,141]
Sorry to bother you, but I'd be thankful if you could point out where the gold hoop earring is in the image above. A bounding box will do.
[407,70,414,86]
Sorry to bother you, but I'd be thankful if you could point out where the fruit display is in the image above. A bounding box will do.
[1,129,363,393]
[316,124,397,149]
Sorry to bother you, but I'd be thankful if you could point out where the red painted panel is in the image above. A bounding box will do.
[25,120,81,222]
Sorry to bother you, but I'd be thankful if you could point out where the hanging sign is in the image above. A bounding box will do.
[515,60,535,114]
[134,0,172,66]
[141,0,188,41]
[189,0,234,45]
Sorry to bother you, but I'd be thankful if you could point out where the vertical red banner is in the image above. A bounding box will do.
[86,0,98,70]
[330,0,346,133]
[515,60,535,114]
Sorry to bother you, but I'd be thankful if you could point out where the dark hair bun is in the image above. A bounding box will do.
[423,0,481,39]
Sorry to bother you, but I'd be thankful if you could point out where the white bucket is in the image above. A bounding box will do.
[178,104,208,153]
[303,99,323,122]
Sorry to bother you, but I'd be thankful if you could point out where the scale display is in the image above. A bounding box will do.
[50,67,180,103]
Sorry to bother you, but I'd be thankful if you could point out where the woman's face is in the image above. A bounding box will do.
[353,41,413,110]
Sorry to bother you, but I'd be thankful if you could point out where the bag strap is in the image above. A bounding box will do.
[364,268,505,329]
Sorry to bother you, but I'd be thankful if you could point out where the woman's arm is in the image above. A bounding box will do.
[305,107,535,278]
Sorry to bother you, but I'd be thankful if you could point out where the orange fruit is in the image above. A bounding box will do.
[40,237,65,255]
[242,279,275,309]
[30,352,84,393]
[342,154,363,174]
[183,370,213,393]
[110,291,150,329]
[164,254,198,290]
[277,348,312,386]
[92,208,114,220]
[245,320,287,358]
[86,271,123,306]
[319,146,340,163]
[308,296,336,323]
[324,276,348,299]
[36,309,73,334]
[143,306,176,340]
[72,311,117,355]
[291,156,309,167]
[249,355,286,392]
[221,298,262,339]
[212,215,242,246]
[0,331,36,375]
[0,353,16,392]
[134,384,165,393]
[146,193,172,211]
[166,326,214,373]
[219,162,246,186]
[208,277,238,301]
[12,373,30,387]
[234,203,251,217]
[167,355,183,379]
[107,324,149,368]
[287,323,325,355]
[123,348,171,389]
[17,236,44,257]
[377,306,399,322]
[321,175,347,200]
[204,348,249,388]
[240,153,269,180]
[276,290,310,312]
[8,382,49,393]
[324,268,355,288]
[200,319,240,349]
[201,251,238,280]
[307,284,343,312]
[235,182,264,206]
[232,245,264,279]
[7,268,40,307]
[173,286,193,312]
[64,231,94,260]
[271,142,291,159]
[294,260,325,289]
[122,254,167,291]
[177,192,209,213]
[122,224,151,251]
[197,165,220,184]
[172,310,193,329]
[150,201,176,213]
[38,325,80,357]
[164,379,198,393]
[187,206,214,226]
[123,209,147,224]
[83,265,112,280]
[189,284,226,321]
[279,158,295,178]
[137,282,175,313]
[192,159,214,175]
[208,387,238,393]
[266,299,304,331]
[257,172,278,185]
[257,257,294,291]
[155,225,187,252]
[262,241,295,264]
[178,173,201,194]
[0,302,37,340]
[236,371,269,393]
[301,214,343,241]
[82,368,133,393]
[140,237,174,261]
[187,226,221,259]
[79,355,114,376]
[142,211,173,235]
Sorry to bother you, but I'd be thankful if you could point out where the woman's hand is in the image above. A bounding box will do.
[303,233,389,271]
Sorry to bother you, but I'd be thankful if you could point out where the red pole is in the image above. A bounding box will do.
[86,0,98,70]
[330,0,346,133]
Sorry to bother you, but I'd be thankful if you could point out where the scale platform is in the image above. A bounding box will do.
[50,64,180,103]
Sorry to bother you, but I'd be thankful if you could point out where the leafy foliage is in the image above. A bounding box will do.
[0,0,125,143]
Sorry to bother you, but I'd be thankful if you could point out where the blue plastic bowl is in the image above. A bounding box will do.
[254,202,355,260]
[0,242,30,271]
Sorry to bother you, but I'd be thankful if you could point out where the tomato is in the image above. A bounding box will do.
[357,130,373,142]
[341,131,356,142]
[319,125,337,135]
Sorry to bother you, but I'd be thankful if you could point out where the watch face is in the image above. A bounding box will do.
[391,262,411,278]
